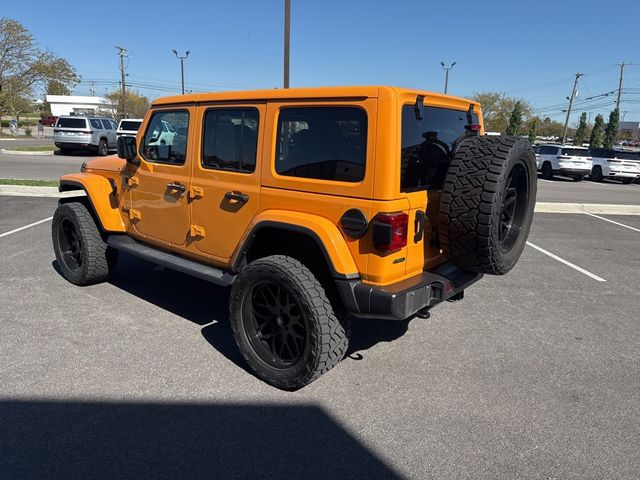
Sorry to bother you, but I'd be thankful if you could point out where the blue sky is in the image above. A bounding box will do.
[5,0,640,124]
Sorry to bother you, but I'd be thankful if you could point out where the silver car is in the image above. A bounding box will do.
[54,116,118,156]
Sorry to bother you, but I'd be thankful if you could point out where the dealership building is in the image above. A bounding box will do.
[45,95,115,117]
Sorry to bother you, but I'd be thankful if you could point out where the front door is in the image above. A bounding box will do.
[189,105,264,260]
[129,108,192,245]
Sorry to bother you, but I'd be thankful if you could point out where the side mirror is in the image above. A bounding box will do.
[117,136,138,162]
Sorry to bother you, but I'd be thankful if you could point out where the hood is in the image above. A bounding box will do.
[83,156,126,172]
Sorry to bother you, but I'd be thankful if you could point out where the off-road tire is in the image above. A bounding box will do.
[439,136,537,275]
[230,255,349,390]
[540,161,553,180]
[52,202,118,285]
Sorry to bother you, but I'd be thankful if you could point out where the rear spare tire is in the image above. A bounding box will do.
[439,136,537,275]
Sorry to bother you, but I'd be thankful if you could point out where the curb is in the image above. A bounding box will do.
[0,186,639,214]
[535,202,640,215]
[0,148,55,156]
[0,185,84,198]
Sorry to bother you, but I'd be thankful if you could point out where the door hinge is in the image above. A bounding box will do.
[127,176,139,187]
[129,209,142,222]
[190,224,206,238]
[189,186,204,200]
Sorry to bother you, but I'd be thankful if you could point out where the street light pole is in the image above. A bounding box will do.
[440,61,456,94]
[172,50,190,95]
[283,0,291,88]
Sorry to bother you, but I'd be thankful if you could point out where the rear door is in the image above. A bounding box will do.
[128,108,193,245]
[399,103,479,272]
[189,104,264,260]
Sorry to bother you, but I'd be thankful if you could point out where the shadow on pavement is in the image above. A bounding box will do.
[89,253,412,371]
[0,400,403,479]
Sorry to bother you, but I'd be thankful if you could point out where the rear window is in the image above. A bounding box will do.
[401,105,478,190]
[57,118,87,129]
[615,151,640,160]
[120,121,142,131]
[275,107,367,183]
[561,148,589,157]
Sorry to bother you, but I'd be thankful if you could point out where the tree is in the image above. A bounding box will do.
[603,108,620,148]
[104,90,150,119]
[0,18,78,132]
[527,117,539,144]
[506,101,524,136]
[472,92,532,133]
[573,112,588,146]
[589,114,605,148]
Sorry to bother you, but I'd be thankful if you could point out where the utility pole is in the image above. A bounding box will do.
[116,46,127,118]
[562,72,583,144]
[172,50,190,95]
[440,61,456,94]
[283,0,291,88]
[616,62,628,112]
[89,81,96,97]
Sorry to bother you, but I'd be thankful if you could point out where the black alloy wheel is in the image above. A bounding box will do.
[498,162,529,252]
[57,218,83,272]
[243,280,307,368]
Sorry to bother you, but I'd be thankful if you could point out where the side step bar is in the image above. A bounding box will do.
[107,235,236,287]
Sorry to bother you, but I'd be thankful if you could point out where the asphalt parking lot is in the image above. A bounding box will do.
[1,195,639,479]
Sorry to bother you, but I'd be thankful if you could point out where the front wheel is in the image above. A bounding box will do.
[52,202,118,285]
[230,255,349,390]
[541,162,553,180]
[590,166,604,182]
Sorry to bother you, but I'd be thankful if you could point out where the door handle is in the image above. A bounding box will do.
[167,182,186,193]
[224,191,249,203]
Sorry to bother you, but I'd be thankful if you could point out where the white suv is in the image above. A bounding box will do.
[534,144,592,181]
[54,116,117,156]
[116,118,143,138]
[590,148,640,184]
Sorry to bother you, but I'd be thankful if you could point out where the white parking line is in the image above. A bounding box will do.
[583,212,640,233]
[526,241,606,282]
[0,217,53,238]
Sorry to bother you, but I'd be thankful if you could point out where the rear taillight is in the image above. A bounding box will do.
[372,212,408,251]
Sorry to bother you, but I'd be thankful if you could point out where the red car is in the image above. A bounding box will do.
[39,116,58,127]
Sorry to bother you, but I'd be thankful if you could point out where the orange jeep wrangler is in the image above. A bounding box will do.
[52,86,536,389]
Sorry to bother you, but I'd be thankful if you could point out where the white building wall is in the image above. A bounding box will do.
[46,95,116,117]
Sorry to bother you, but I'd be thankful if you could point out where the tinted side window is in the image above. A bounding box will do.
[401,105,479,190]
[539,146,557,155]
[202,108,259,173]
[142,110,189,165]
[101,119,113,130]
[275,107,367,182]
[58,118,87,128]
[90,119,102,129]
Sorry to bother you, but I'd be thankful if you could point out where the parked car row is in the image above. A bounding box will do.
[534,144,640,184]
[53,116,143,155]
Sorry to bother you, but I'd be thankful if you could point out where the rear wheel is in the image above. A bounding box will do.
[52,202,118,285]
[439,136,537,275]
[541,162,553,180]
[573,175,583,182]
[590,166,604,182]
[59,148,72,155]
[230,255,349,390]
[98,139,108,156]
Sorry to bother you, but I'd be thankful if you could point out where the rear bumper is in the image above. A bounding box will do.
[336,263,483,320]
[55,142,97,150]
[557,167,590,175]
